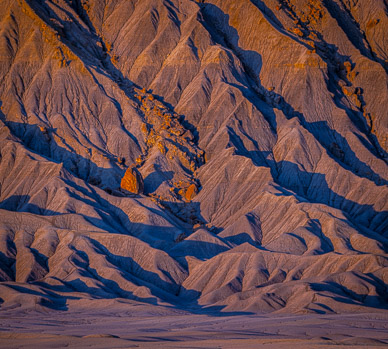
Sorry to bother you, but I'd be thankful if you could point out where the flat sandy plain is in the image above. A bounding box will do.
[0,302,387,348]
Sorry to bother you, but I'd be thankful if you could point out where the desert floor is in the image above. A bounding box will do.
[0,303,387,348]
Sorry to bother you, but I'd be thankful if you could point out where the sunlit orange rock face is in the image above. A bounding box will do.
[121,166,144,194]
[0,0,387,316]
[184,183,198,202]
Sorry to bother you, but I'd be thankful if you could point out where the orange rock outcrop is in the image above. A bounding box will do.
[121,166,144,194]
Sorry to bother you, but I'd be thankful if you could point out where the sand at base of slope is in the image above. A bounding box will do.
[0,305,387,348]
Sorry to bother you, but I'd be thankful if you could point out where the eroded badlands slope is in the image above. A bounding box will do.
[0,0,387,314]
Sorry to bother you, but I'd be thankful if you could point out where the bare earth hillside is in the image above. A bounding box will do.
[0,0,387,336]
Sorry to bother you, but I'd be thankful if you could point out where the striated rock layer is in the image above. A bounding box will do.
[0,0,387,314]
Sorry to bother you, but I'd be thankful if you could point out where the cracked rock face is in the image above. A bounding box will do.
[0,0,387,315]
